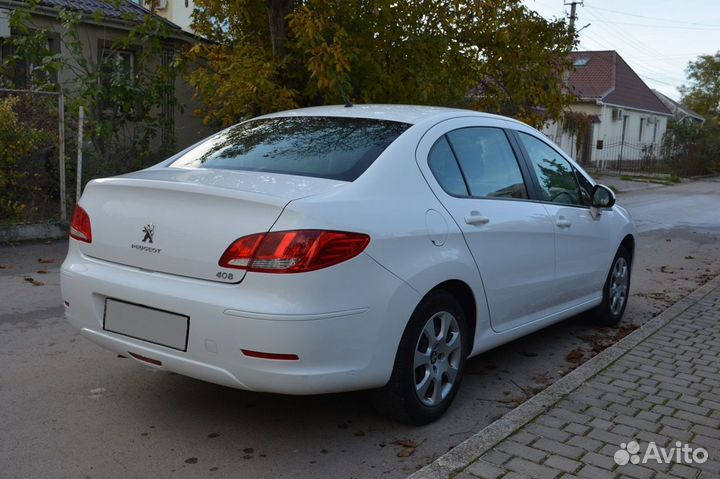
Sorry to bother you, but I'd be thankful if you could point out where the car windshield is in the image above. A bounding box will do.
[168,116,410,181]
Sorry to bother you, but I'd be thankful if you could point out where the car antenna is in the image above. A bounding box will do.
[339,83,353,108]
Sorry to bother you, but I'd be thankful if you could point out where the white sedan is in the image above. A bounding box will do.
[61,105,636,424]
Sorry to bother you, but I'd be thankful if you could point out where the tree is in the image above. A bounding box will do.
[679,51,720,124]
[186,0,575,128]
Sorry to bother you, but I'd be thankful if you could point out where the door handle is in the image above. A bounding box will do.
[465,211,490,225]
[556,216,572,228]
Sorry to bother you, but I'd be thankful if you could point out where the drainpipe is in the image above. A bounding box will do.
[596,99,607,169]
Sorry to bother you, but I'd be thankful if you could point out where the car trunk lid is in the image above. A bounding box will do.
[78,168,347,283]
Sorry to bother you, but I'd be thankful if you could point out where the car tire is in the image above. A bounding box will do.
[592,246,631,326]
[373,290,468,425]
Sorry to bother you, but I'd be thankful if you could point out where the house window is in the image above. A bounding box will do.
[99,44,135,111]
[652,121,658,143]
[638,118,644,142]
[0,33,59,89]
[101,48,134,83]
[573,58,590,67]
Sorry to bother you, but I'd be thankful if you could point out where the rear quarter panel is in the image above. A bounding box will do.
[272,123,492,357]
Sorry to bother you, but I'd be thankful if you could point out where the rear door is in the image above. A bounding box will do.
[514,131,613,304]
[416,118,557,332]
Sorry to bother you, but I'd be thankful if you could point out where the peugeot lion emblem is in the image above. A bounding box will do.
[141,224,156,244]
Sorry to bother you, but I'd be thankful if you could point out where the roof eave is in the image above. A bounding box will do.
[0,0,199,43]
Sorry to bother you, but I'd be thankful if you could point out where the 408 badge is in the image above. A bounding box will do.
[216,271,234,281]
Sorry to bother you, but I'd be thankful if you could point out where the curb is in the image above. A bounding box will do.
[0,222,68,243]
[408,274,720,479]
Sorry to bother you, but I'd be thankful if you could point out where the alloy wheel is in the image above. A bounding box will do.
[413,311,462,407]
[609,256,629,316]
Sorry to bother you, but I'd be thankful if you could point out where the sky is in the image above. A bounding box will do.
[523,0,720,100]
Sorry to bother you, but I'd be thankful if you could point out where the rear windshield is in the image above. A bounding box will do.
[168,116,410,181]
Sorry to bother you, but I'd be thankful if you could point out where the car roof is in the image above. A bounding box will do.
[256,104,528,126]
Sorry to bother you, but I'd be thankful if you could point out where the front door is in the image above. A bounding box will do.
[516,131,613,305]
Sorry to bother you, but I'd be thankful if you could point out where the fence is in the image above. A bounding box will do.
[0,88,69,225]
[586,137,672,176]
[561,134,674,177]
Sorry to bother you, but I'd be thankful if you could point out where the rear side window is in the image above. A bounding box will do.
[428,136,469,197]
[169,116,410,181]
[446,127,528,199]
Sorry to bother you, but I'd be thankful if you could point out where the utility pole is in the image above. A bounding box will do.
[565,1,583,36]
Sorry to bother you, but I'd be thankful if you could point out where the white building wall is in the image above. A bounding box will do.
[137,0,195,34]
[544,102,669,165]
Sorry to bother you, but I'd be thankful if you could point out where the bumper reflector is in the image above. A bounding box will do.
[129,352,162,366]
[241,349,299,361]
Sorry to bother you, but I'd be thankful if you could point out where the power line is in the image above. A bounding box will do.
[587,19,720,31]
[584,5,720,28]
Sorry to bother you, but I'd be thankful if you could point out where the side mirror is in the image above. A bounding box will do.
[591,184,616,209]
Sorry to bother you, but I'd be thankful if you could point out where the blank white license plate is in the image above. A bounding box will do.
[103,298,189,351]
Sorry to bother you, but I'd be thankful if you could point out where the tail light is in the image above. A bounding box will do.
[219,230,370,273]
[70,205,92,243]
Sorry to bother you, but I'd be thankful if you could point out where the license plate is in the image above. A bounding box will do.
[103,298,189,351]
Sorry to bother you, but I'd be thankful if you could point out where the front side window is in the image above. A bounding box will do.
[518,132,582,206]
[446,127,528,199]
[169,116,410,181]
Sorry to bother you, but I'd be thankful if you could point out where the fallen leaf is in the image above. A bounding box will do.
[532,373,552,385]
[354,431,365,437]
[394,439,418,448]
[24,277,44,286]
[500,396,526,406]
[397,447,415,458]
[36,270,47,274]
[566,348,584,364]
[38,258,55,264]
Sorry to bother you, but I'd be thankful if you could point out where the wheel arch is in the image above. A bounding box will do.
[620,234,635,265]
[424,279,478,353]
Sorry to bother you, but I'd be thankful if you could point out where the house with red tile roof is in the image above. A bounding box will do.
[544,50,673,166]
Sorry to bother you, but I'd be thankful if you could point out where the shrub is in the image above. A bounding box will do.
[0,97,48,220]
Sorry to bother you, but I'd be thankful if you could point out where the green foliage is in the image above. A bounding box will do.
[662,120,720,176]
[679,51,720,124]
[0,97,51,220]
[561,111,592,157]
[186,0,576,128]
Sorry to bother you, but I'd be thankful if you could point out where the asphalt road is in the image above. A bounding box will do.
[1,178,719,479]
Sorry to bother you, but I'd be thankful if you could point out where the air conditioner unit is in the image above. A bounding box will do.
[147,0,168,9]
[611,108,624,122]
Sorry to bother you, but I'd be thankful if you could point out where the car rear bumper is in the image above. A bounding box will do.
[61,241,420,394]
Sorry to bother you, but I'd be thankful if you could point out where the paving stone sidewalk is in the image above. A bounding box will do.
[411,276,720,479]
